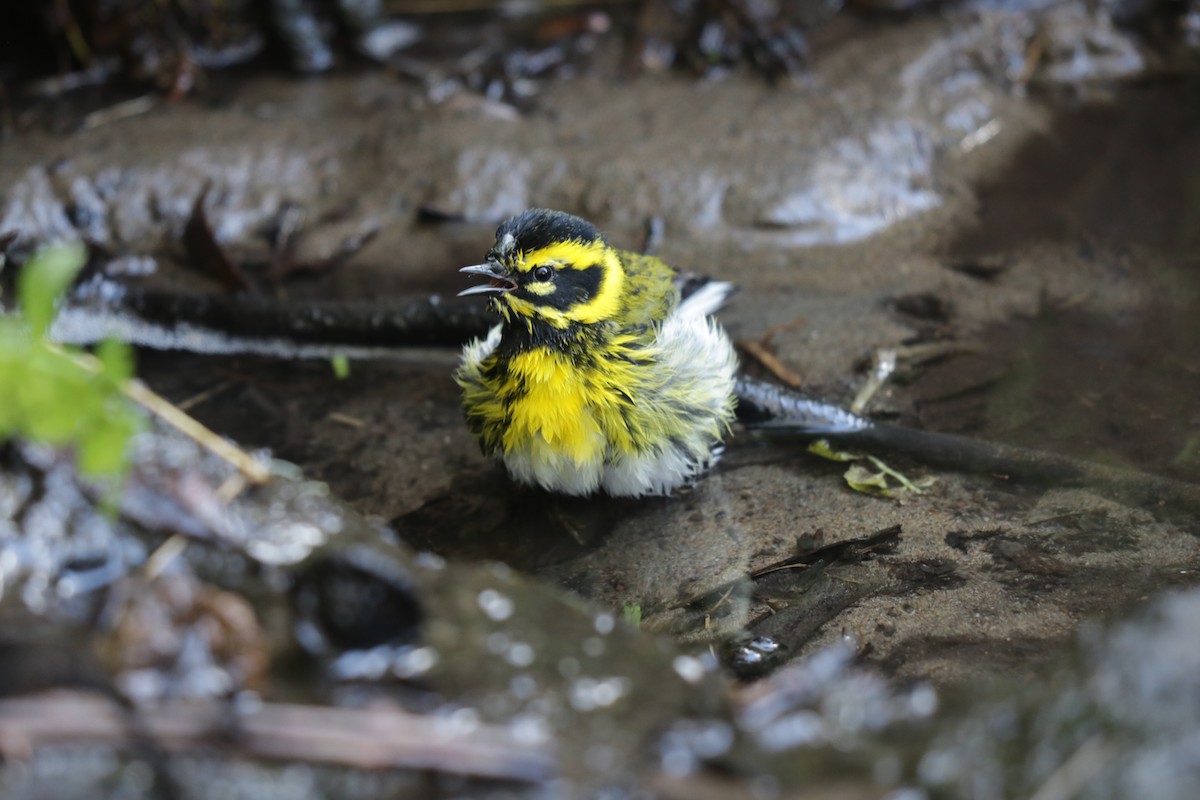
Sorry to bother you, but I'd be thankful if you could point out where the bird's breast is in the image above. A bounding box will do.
[499,345,636,465]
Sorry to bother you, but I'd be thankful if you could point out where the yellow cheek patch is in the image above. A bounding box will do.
[503,295,569,328]
[525,281,556,296]
[567,250,623,324]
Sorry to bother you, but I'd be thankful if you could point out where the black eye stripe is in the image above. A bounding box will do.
[517,263,602,310]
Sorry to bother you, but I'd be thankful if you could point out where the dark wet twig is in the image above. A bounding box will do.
[665,524,901,644]
[940,256,1008,284]
[60,284,494,353]
[735,375,869,434]
[0,693,555,782]
[738,375,1200,517]
[750,525,902,579]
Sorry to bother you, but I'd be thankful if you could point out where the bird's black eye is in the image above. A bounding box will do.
[533,265,554,282]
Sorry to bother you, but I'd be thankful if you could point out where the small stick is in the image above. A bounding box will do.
[83,95,157,130]
[177,381,233,412]
[48,344,270,485]
[739,317,807,387]
[850,348,897,414]
[142,534,189,580]
[0,693,555,783]
[1014,29,1049,90]
[739,339,804,389]
[123,379,271,485]
[1028,734,1113,800]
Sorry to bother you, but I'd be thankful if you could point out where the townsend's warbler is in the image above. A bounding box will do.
[455,209,738,497]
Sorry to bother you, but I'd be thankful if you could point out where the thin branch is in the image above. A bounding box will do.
[0,693,555,783]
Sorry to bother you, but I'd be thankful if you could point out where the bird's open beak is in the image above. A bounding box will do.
[458,262,517,297]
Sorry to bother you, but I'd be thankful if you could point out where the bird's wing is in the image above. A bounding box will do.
[615,250,681,330]
[677,277,735,318]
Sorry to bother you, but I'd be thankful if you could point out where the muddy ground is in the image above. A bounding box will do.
[2,2,1200,796]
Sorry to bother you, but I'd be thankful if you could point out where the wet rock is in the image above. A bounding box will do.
[2,146,337,265]
[746,120,940,245]
[914,589,1200,800]
[0,427,735,795]
[422,147,565,226]
[0,168,77,248]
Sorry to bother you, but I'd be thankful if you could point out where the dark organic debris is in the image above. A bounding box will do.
[267,211,382,280]
[658,526,902,655]
[987,538,1071,577]
[752,524,902,579]
[943,255,1011,282]
[183,184,255,293]
[944,528,1006,552]
[672,0,811,81]
[0,0,825,129]
[885,557,967,591]
[892,292,953,323]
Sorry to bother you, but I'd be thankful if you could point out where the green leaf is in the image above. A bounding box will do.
[864,455,936,494]
[0,336,30,435]
[17,243,87,338]
[331,354,350,379]
[19,354,92,443]
[807,439,861,462]
[843,464,896,497]
[95,338,135,383]
[622,603,642,628]
[1,245,143,485]
[78,405,139,475]
[807,439,936,499]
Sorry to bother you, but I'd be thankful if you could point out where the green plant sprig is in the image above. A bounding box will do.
[0,243,143,477]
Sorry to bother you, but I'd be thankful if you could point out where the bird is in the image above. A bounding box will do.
[454,208,738,497]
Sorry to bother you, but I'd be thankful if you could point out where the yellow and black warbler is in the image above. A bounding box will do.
[455,208,738,497]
